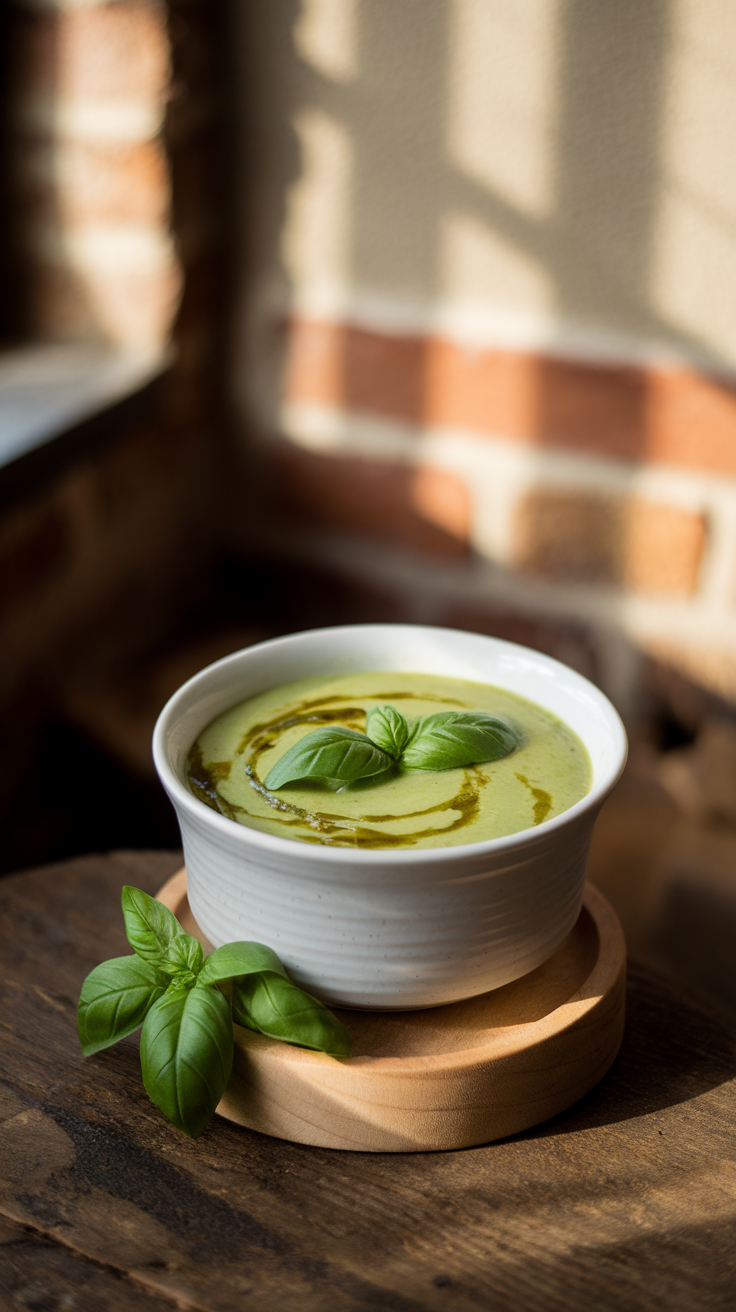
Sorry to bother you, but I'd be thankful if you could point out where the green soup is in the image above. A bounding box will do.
[186,672,591,850]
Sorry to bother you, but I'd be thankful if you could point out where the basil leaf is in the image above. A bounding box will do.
[233,973,352,1056]
[402,711,518,771]
[157,933,204,979]
[365,705,410,758]
[199,941,287,985]
[140,982,234,1138]
[264,726,393,790]
[78,955,167,1057]
[121,886,187,966]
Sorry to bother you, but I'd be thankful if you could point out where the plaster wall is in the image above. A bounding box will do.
[236,0,736,369]
[232,0,736,712]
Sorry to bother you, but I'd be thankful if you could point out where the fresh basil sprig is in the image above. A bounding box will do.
[78,886,351,1137]
[263,704,518,789]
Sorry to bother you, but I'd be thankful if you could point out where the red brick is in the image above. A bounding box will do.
[426,343,649,459]
[59,140,169,226]
[283,321,425,424]
[646,369,736,477]
[12,5,169,102]
[59,4,169,102]
[16,140,170,227]
[625,501,706,595]
[425,340,539,441]
[411,465,470,541]
[512,490,706,596]
[283,317,736,478]
[272,444,470,558]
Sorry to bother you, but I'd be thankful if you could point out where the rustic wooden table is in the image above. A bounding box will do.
[1,851,735,1312]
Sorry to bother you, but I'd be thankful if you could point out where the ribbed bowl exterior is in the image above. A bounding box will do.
[153,624,627,1010]
[179,805,597,1008]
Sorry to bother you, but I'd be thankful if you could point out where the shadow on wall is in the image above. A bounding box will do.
[239,0,736,426]
[226,2,736,1027]
[236,0,736,616]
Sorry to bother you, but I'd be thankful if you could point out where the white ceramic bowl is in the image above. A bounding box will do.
[153,624,626,1009]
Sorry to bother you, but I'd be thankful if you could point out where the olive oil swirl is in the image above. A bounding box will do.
[186,689,552,849]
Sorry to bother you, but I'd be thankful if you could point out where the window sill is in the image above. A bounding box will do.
[0,342,170,513]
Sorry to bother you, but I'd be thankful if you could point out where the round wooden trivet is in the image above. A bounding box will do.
[156,869,626,1153]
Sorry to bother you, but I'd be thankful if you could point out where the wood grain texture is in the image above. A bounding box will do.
[1,851,736,1312]
[156,868,627,1152]
[0,1213,177,1312]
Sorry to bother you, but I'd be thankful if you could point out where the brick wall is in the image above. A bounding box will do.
[0,0,234,865]
[245,311,736,714]
[232,0,736,720]
[6,0,180,346]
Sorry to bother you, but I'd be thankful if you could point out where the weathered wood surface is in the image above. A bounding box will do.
[159,868,627,1152]
[1,850,735,1312]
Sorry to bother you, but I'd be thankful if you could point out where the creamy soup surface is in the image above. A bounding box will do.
[186,672,592,850]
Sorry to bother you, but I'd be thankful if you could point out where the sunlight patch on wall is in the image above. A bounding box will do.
[294,0,358,82]
[440,211,552,313]
[283,109,353,301]
[59,225,180,348]
[653,196,736,363]
[446,0,560,218]
[651,0,736,363]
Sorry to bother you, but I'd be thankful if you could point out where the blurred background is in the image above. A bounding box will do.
[1,0,735,1019]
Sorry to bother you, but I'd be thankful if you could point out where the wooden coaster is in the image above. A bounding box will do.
[156,869,626,1153]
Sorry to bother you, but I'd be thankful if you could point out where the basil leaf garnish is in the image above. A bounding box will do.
[264,726,393,789]
[233,974,352,1056]
[121,885,187,965]
[140,982,234,1138]
[157,932,204,979]
[78,955,167,1057]
[365,705,410,758]
[262,704,518,789]
[199,941,287,984]
[401,711,519,770]
[79,886,353,1136]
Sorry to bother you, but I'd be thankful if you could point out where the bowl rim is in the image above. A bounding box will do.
[152,622,628,865]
